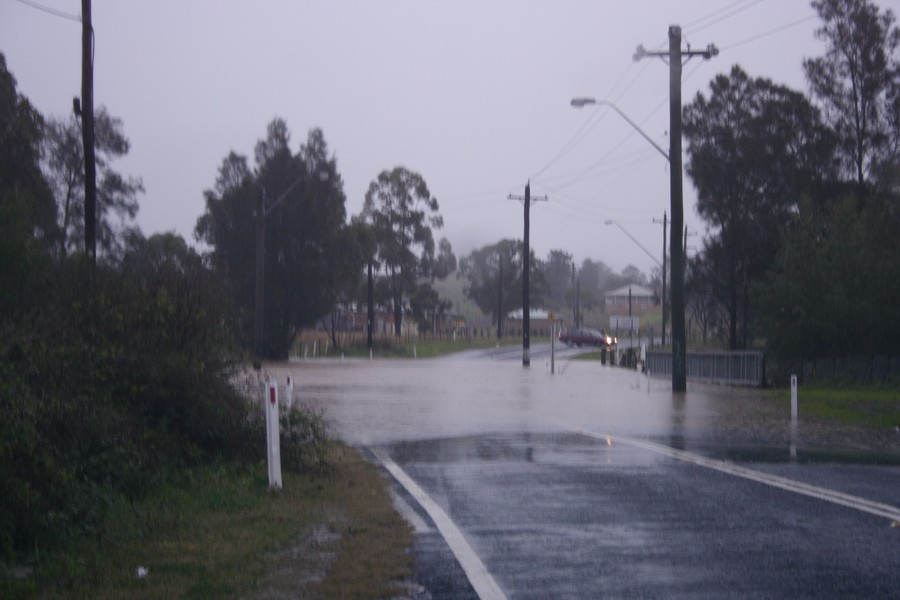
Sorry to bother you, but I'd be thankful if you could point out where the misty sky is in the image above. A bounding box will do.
[2,0,831,276]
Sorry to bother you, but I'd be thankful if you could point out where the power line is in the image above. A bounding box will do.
[719,14,818,52]
[13,0,81,22]
[683,0,765,35]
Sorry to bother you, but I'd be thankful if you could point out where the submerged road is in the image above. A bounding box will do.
[269,356,900,598]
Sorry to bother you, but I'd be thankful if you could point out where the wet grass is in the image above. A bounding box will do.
[337,335,528,359]
[780,384,900,428]
[2,443,412,599]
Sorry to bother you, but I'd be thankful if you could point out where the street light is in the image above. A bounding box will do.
[570,98,669,162]
[573,96,686,388]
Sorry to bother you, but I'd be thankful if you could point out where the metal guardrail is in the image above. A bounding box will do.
[646,350,765,387]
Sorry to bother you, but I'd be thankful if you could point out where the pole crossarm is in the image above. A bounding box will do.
[570,98,670,162]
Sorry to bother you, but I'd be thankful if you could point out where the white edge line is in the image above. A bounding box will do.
[390,489,431,534]
[370,447,507,600]
[574,428,900,522]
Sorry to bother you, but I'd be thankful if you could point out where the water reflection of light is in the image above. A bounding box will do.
[606,436,613,447]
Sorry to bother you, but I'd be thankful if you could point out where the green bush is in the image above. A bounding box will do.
[0,235,248,560]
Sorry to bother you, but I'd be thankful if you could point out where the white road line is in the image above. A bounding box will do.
[370,447,507,600]
[575,429,900,522]
[390,489,431,534]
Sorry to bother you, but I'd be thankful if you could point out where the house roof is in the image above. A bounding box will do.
[605,284,655,298]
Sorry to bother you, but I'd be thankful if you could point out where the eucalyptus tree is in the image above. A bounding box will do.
[683,65,835,349]
[362,167,454,337]
[458,239,546,336]
[805,0,900,195]
[196,121,350,358]
[0,52,57,312]
[43,106,143,258]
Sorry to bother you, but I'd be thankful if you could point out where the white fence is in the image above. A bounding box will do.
[646,350,765,387]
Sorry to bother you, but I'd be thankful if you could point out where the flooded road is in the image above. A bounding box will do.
[266,354,900,598]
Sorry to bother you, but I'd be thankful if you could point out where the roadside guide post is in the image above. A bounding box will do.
[265,380,283,490]
[790,374,798,460]
[285,375,294,410]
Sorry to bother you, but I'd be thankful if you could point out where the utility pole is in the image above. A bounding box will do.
[508,181,547,366]
[653,212,668,347]
[576,276,581,328]
[635,25,717,392]
[81,0,97,267]
[496,254,503,339]
[367,259,374,351]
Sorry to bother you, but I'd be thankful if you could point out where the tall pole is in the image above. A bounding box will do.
[635,25,717,392]
[508,181,547,366]
[496,255,503,339]
[367,259,374,351]
[668,25,686,392]
[523,183,531,366]
[81,0,97,267]
[576,276,581,328]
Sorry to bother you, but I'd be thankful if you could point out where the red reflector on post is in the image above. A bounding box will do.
[270,387,276,404]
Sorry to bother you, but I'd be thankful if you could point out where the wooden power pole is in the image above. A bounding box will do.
[81,0,97,266]
[635,25,717,392]
[508,181,547,366]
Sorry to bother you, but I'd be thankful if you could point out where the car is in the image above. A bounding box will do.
[558,327,618,349]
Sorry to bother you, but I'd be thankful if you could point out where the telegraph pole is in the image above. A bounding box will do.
[496,255,503,339]
[508,181,547,366]
[635,25,717,392]
[653,212,668,347]
[81,0,97,267]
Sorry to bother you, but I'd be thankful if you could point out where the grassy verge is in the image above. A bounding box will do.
[777,384,900,428]
[2,443,413,599]
[328,335,527,359]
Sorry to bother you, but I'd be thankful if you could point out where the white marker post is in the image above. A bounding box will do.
[285,375,294,410]
[265,380,282,490]
[790,374,798,460]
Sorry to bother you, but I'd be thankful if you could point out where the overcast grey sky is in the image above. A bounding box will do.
[3,0,834,275]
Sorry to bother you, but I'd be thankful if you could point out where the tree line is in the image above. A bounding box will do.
[682,0,899,363]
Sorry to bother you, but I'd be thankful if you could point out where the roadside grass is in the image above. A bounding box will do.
[335,335,528,359]
[779,384,900,428]
[2,443,412,599]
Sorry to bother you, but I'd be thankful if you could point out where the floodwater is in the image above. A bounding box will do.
[264,352,899,461]
[260,352,900,597]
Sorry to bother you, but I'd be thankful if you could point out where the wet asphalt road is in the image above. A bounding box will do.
[268,347,900,598]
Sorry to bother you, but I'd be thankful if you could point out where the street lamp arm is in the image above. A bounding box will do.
[604,220,662,268]
[570,98,670,162]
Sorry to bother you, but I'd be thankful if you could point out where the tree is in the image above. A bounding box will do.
[458,239,546,335]
[684,65,836,349]
[805,0,900,195]
[759,191,900,359]
[542,249,573,312]
[196,121,350,358]
[620,264,648,286]
[43,106,143,258]
[362,167,453,337]
[0,53,57,313]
